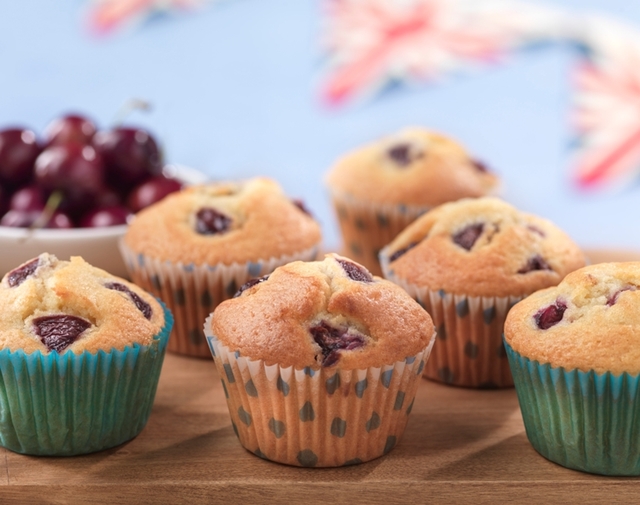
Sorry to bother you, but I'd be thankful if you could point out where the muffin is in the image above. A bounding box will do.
[121,177,322,358]
[204,254,435,467]
[325,127,499,275]
[0,253,172,456]
[505,262,640,475]
[380,197,586,388]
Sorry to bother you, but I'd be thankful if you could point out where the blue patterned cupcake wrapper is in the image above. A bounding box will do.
[204,314,435,467]
[505,340,640,476]
[0,303,173,456]
[329,189,430,276]
[120,240,320,358]
[380,249,519,388]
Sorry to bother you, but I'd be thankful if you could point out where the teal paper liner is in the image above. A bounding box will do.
[0,303,173,456]
[505,340,640,476]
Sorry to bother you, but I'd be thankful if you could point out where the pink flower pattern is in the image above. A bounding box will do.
[321,0,566,105]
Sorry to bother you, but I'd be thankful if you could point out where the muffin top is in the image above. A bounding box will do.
[209,254,434,370]
[124,177,322,265]
[505,263,640,375]
[383,197,586,298]
[325,127,498,206]
[0,253,165,354]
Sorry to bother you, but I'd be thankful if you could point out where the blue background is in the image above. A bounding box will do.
[2,0,640,250]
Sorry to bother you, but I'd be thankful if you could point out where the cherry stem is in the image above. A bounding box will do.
[30,191,62,230]
[112,98,152,126]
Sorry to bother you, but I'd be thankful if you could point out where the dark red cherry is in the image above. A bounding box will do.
[33,314,91,352]
[34,144,105,208]
[105,282,152,319]
[128,175,181,213]
[47,211,74,229]
[0,209,74,229]
[80,205,131,228]
[44,114,97,146]
[309,321,365,366]
[387,143,421,167]
[607,287,637,306]
[389,242,417,262]
[534,300,567,330]
[195,207,231,235]
[453,223,484,251]
[0,209,40,227]
[9,185,46,212]
[0,128,40,187]
[93,127,162,188]
[292,198,312,217]
[234,275,269,298]
[7,257,39,287]
[518,255,552,274]
[94,187,122,208]
[336,258,373,282]
[0,185,7,215]
[471,159,490,173]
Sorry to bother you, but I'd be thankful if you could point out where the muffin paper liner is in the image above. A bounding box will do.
[381,251,520,388]
[0,303,173,456]
[204,314,436,467]
[120,241,320,358]
[505,341,640,476]
[330,190,429,276]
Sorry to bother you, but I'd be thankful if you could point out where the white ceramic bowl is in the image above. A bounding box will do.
[0,165,208,278]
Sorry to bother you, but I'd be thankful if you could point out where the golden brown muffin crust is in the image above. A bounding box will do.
[505,263,640,375]
[325,127,498,206]
[123,177,322,265]
[0,254,164,354]
[210,254,434,370]
[384,197,586,297]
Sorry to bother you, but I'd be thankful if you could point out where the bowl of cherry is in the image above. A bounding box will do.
[0,113,207,278]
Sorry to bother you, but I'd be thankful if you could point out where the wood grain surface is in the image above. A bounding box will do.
[1,249,639,504]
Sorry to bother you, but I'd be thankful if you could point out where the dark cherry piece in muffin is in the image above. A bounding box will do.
[0,253,164,354]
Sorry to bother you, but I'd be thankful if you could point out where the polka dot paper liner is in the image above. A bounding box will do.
[329,189,429,277]
[204,314,435,467]
[120,241,320,358]
[380,250,521,388]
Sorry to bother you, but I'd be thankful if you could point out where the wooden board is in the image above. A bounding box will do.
[1,249,640,504]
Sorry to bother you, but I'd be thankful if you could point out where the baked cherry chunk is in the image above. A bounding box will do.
[309,321,365,366]
[518,255,552,274]
[534,300,567,330]
[105,282,152,320]
[387,143,421,167]
[234,275,269,298]
[527,225,546,237]
[292,198,312,217]
[607,286,637,306]
[195,207,232,235]
[389,242,417,263]
[452,223,484,251]
[7,258,39,287]
[336,258,373,282]
[472,159,489,173]
[33,314,91,353]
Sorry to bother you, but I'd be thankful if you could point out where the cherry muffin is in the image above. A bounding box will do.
[204,254,435,467]
[0,253,172,455]
[325,127,498,275]
[505,263,640,475]
[121,177,321,357]
[380,197,585,388]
